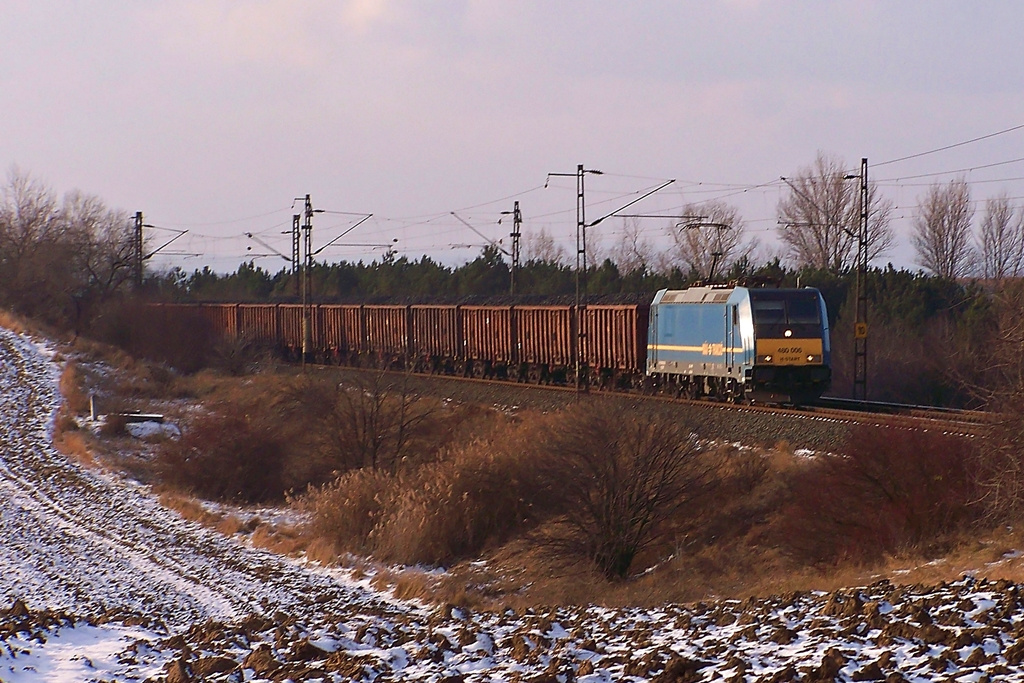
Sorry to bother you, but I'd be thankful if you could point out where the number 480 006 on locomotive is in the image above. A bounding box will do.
[646,285,831,404]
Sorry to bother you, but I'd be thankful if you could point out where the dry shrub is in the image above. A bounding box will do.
[976,398,1024,524]
[300,402,719,578]
[660,445,778,554]
[59,362,90,415]
[298,417,549,566]
[54,408,79,435]
[775,425,980,565]
[288,373,506,487]
[99,412,128,437]
[0,308,28,335]
[965,281,1024,523]
[53,429,93,467]
[156,406,289,504]
[534,401,715,580]
[91,300,219,373]
[209,334,261,376]
[307,372,446,474]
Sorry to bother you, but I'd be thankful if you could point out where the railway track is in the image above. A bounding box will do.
[313,364,992,438]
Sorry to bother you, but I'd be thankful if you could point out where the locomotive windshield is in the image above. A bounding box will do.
[787,297,821,324]
[750,291,821,336]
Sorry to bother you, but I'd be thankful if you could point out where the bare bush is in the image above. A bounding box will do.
[536,402,714,580]
[777,426,979,565]
[971,281,1024,521]
[308,372,440,473]
[156,407,289,504]
[92,300,218,373]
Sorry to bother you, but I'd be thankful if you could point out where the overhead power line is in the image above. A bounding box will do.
[875,122,1024,168]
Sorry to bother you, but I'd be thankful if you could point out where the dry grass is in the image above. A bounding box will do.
[51,360,99,467]
[304,537,342,566]
[215,515,246,536]
[250,523,307,556]
[369,567,486,609]
[158,491,225,527]
[0,308,29,335]
[58,326,1019,610]
[297,411,549,566]
[58,362,90,415]
[53,429,94,468]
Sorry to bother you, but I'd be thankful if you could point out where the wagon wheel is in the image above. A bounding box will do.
[470,361,487,379]
[527,365,543,384]
[686,381,701,400]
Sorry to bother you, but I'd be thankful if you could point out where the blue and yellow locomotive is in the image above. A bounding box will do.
[646,285,831,403]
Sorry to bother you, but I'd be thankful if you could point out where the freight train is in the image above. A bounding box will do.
[154,284,831,403]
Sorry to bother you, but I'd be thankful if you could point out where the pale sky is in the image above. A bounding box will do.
[3,1,1024,273]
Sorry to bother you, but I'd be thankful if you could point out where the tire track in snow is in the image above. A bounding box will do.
[0,329,414,627]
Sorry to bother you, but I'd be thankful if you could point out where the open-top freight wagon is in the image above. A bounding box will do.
[150,285,830,403]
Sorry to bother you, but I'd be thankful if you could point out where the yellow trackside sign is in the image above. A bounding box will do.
[756,338,824,365]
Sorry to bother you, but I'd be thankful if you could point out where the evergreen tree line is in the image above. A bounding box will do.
[0,163,1018,408]
[146,250,994,407]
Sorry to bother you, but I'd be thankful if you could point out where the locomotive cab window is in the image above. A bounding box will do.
[787,297,820,324]
[750,292,822,338]
[751,300,785,324]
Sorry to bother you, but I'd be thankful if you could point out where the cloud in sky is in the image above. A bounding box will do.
[2,1,1024,271]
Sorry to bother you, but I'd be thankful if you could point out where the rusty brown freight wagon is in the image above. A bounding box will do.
[317,305,364,363]
[364,305,411,366]
[460,305,512,378]
[278,304,307,356]
[514,305,575,383]
[410,305,461,373]
[179,303,239,341]
[237,304,280,347]
[583,304,650,389]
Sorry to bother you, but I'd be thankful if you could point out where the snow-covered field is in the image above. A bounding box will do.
[3,327,1024,682]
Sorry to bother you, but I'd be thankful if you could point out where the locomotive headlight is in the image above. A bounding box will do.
[764,355,772,362]
[807,354,814,362]
[784,329,792,338]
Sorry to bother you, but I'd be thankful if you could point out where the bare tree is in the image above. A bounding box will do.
[664,200,754,280]
[978,192,1024,280]
[777,152,895,271]
[524,226,567,265]
[0,169,136,329]
[912,178,975,280]
[0,168,74,319]
[64,191,135,295]
[611,218,654,276]
[63,191,136,330]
